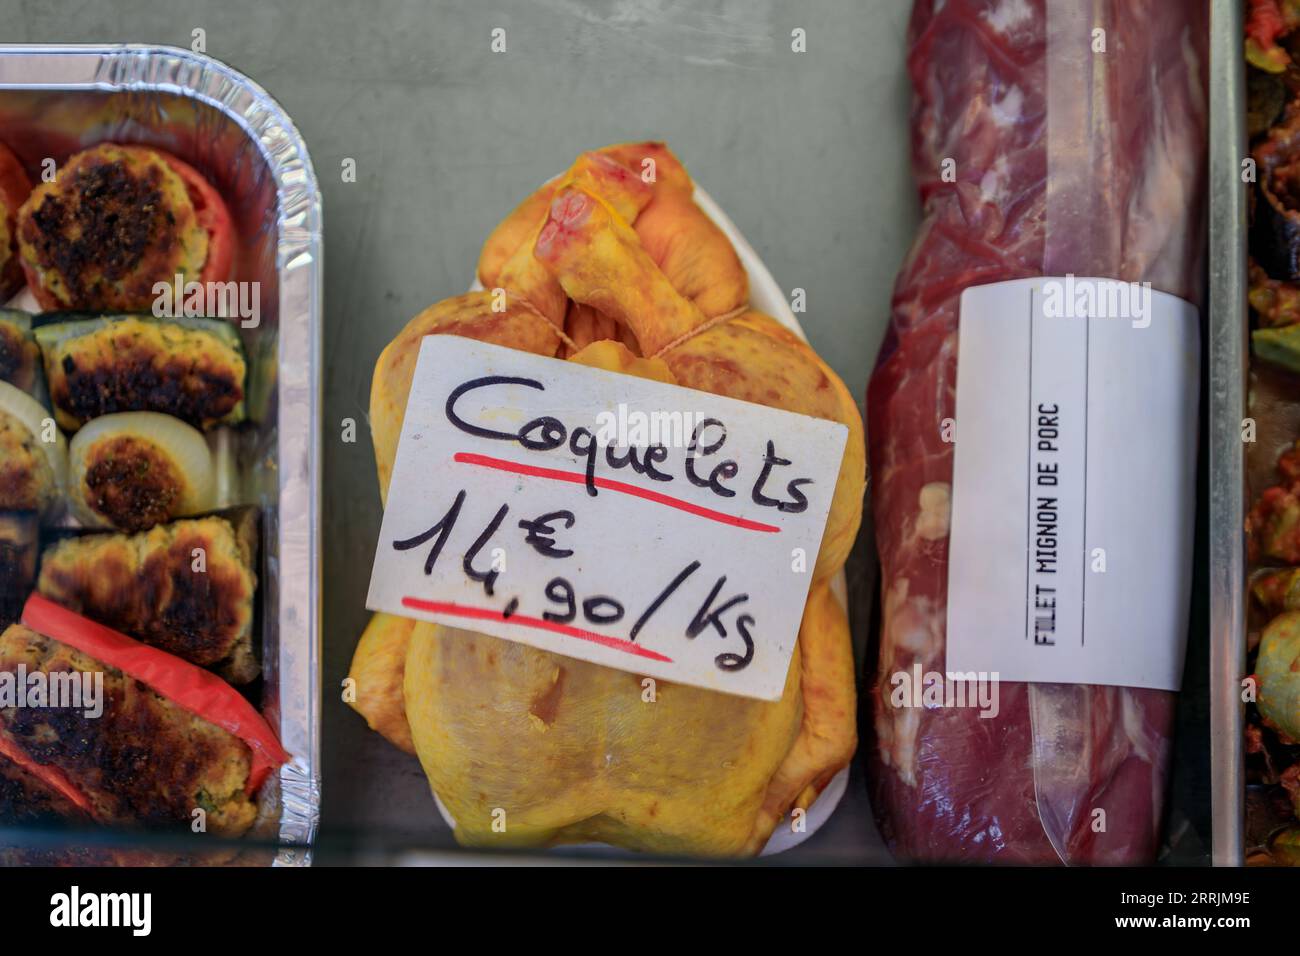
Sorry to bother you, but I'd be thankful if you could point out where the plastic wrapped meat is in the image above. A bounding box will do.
[867,0,1207,863]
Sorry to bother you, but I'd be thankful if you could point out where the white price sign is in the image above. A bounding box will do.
[366,336,847,701]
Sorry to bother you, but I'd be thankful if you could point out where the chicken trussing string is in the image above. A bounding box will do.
[347,142,867,856]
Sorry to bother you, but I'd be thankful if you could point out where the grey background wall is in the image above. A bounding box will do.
[0,0,918,858]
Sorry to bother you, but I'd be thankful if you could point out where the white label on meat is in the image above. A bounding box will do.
[945,277,1198,692]
[366,335,847,702]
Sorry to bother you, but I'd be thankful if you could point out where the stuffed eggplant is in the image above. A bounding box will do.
[67,411,214,532]
[0,380,67,519]
[37,510,260,683]
[33,313,246,432]
[15,144,234,313]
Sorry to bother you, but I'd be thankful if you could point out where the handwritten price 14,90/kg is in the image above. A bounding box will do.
[392,489,756,671]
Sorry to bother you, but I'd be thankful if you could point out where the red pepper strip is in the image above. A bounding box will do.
[21,594,288,794]
[0,732,94,816]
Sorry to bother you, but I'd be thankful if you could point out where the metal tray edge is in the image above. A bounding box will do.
[0,42,323,866]
[1208,0,1248,868]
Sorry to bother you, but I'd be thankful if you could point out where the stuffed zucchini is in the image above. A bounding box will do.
[34,313,246,431]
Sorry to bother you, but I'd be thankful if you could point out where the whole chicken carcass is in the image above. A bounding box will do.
[349,143,864,856]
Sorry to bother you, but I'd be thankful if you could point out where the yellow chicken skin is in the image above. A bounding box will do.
[479,142,748,343]
[480,150,654,328]
[353,144,863,857]
[562,302,640,358]
[369,292,562,502]
[744,580,856,852]
[666,313,866,581]
[477,143,683,294]
[568,338,675,383]
[534,186,865,581]
[372,150,667,499]
[630,181,748,320]
[347,612,417,755]
[404,621,803,856]
[354,341,672,759]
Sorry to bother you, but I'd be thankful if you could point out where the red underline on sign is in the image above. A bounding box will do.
[401,596,675,663]
[451,451,781,533]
